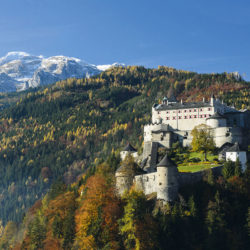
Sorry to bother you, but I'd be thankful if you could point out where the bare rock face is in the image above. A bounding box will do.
[0,73,18,92]
[0,52,119,92]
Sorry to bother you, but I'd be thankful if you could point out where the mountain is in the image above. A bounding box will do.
[0,52,121,92]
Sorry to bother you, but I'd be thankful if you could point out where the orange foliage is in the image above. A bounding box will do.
[44,191,76,248]
[43,238,62,250]
[45,191,76,220]
[75,174,121,249]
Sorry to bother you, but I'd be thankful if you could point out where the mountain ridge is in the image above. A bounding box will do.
[0,51,123,92]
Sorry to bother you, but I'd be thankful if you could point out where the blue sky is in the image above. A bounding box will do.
[0,0,250,79]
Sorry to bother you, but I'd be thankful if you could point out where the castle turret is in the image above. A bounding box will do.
[156,154,179,202]
[120,143,138,160]
[210,94,215,106]
[115,155,145,196]
[206,112,227,128]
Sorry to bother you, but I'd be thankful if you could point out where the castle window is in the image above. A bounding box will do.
[178,116,182,119]
[200,115,203,118]
[194,109,197,112]
[208,108,211,111]
[178,110,181,113]
[189,115,192,118]
[173,117,176,120]
[159,182,162,186]
[166,111,169,114]
[189,109,192,112]
[166,117,169,120]
[194,115,197,118]
[184,110,187,112]
[157,111,160,114]
[184,116,187,119]
[200,108,203,111]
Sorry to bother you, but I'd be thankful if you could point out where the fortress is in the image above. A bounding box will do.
[115,95,250,202]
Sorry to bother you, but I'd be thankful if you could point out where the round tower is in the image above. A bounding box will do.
[156,154,179,202]
[206,112,227,128]
[115,155,144,196]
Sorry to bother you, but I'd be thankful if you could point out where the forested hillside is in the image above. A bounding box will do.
[1,153,250,249]
[0,66,249,228]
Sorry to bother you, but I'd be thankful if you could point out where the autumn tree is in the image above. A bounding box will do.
[75,174,121,249]
[191,124,215,161]
[45,191,77,249]
[119,189,158,250]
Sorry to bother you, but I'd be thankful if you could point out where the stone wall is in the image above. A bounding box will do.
[115,172,135,196]
[178,166,222,187]
[134,172,157,195]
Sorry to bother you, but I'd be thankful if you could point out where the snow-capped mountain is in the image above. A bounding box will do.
[0,52,122,92]
[96,62,125,71]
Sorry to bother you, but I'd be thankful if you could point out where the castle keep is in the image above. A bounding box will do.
[116,96,250,202]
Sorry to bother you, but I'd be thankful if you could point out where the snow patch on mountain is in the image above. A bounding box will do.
[0,52,123,92]
[97,63,125,71]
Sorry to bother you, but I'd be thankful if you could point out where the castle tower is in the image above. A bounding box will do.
[120,143,138,161]
[156,154,179,202]
[206,112,227,128]
[115,154,145,196]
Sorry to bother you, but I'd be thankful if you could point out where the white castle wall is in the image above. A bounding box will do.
[152,108,215,131]
[144,123,169,142]
[182,126,243,148]
[226,151,247,171]
[152,99,238,132]
[134,172,157,195]
[213,127,242,147]
[134,167,179,202]
[207,117,227,128]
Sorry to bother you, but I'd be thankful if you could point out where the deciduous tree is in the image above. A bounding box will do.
[191,124,215,161]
